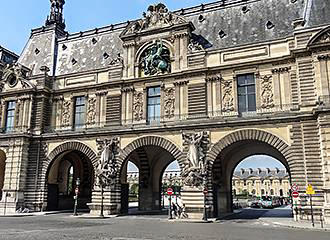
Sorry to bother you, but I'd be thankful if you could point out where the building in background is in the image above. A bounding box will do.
[232,168,290,198]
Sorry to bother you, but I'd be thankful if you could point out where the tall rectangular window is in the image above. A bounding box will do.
[147,86,161,123]
[237,74,256,113]
[5,101,16,132]
[74,96,86,128]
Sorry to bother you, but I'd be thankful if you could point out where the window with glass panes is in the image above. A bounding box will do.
[5,101,16,132]
[74,97,86,128]
[237,74,256,113]
[147,87,161,123]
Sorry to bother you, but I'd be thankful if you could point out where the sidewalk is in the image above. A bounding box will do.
[260,217,330,231]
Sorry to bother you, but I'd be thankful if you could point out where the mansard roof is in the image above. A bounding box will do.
[233,168,289,180]
[18,0,330,76]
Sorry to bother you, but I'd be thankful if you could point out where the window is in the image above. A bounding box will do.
[237,74,256,113]
[147,87,161,123]
[74,97,86,128]
[5,101,16,132]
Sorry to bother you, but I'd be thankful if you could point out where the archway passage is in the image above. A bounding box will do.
[120,145,179,214]
[0,150,6,201]
[212,139,292,219]
[46,150,94,211]
[232,156,291,214]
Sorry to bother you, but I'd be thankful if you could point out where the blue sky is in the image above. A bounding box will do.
[0,0,216,54]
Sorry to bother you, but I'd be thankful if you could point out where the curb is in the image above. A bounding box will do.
[260,219,330,232]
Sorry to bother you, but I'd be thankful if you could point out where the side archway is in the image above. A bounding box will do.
[43,141,97,211]
[207,129,292,217]
[207,129,292,168]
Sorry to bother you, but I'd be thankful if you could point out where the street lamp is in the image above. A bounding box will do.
[73,178,80,216]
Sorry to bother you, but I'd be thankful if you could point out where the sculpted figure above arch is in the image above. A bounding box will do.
[182,131,209,188]
[96,138,120,188]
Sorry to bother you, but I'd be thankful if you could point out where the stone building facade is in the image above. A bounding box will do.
[0,0,330,222]
[232,168,290,198]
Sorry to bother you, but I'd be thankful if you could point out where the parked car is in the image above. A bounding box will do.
[260,196,273,209]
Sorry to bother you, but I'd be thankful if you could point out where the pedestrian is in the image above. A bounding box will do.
[172,202,177,218]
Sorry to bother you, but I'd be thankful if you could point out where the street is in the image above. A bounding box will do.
[0,208,328,240]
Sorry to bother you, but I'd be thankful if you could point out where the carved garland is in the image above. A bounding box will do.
[61,100,71,127]
[133,91,144,121]
[86,97,96,125]
[164,87,175,119]
[222,79,234,112]
[260,75,274,109]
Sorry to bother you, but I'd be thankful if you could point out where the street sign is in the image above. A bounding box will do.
[203,188,208,195]
[292,191,299,198]
[291,184,299,192]
[306,184,315,195]
[167,188,173,196]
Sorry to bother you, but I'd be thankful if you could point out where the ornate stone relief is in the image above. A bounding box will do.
[133,91,144,121]
[188,38,204,53]
[260,75,274,109]
[140,40,171,76]
[86,97,96,125]
[222,80,234,112]
[0,63,34,92]
[61,100,71,127]
[317,30,330,44]
[182,131,209,188]
[164,87,175,119]
[109,53,124,66]
[124,3,186,35]
[96,138,120,187]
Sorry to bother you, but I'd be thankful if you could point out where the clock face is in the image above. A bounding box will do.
[7,74,18,88]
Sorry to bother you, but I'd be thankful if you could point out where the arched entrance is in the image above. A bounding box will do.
[209,129,292,217]
[119,136,183,214]
[45,143,96,211]
[0,150,6,201]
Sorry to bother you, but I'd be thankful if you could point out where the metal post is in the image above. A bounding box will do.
[100,184,104,218]
[168,195,172,219]
[73,178,80,216]
[202,190,208,222]
[310,194,314,227]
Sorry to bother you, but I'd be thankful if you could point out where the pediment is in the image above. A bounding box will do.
[120,3,191,39]
[0,63,34,92]
[308,26,330,48]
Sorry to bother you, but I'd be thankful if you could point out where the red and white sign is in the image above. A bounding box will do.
[203,188,208,195]
[167,188,174,196]
[292,191,299,198]
[291,184,299,192]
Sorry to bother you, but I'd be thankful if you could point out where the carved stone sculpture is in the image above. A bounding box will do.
[188,38,204,53]
[222,80,234,112]
[124,3,186,35]
[133,92,144,121]
[260,75,274,109]
[181,132,207,188]
[96,138,119,187]
[0,63,34,92]
[86,97,96,125]
[318,31,330,43]
[140,40,171,76]
[61,100,71,127]
[164,87,175,118]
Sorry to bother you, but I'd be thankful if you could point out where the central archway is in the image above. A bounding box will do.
[118,136,184,214]
[207,129,292,217]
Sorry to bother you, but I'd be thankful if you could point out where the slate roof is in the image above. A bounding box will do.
[18,0,330,76]
[233,168,289,180]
